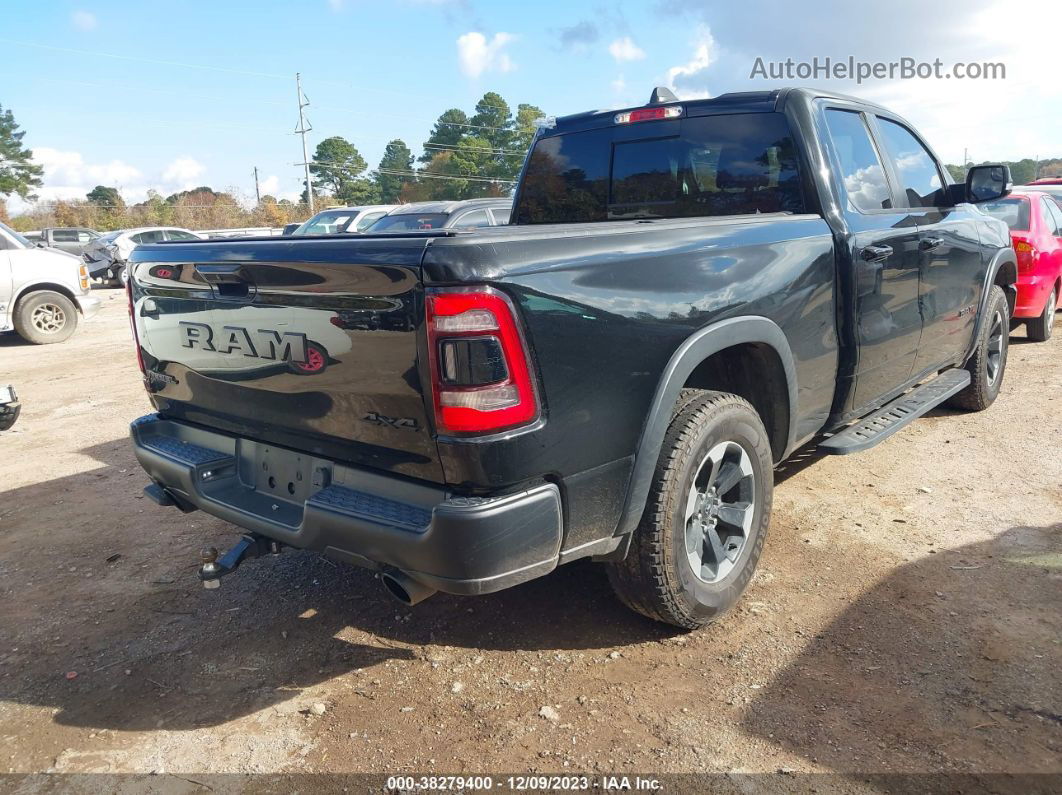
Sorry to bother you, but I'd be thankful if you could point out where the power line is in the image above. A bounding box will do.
[303,160,517,185]
[0,38,289,79]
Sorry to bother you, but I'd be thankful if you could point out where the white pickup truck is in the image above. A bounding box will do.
[0,220,101,344]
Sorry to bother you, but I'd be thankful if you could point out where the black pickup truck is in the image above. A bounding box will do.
[127,87,1016,629]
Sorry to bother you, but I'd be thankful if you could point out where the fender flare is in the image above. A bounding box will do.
[965,247,1017,364]
[613,315,799,538]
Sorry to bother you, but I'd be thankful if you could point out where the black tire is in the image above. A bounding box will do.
[13,290,79,345]
[606,390,773,630]
[1026,288,1056,342]
[947,284,1009,411]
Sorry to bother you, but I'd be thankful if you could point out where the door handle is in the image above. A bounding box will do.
[860,244,893,263]
[919,237,945,252]
[194,263,248,284]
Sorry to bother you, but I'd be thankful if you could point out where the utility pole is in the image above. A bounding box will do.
[253,166,261,204]
[295,72,314,213]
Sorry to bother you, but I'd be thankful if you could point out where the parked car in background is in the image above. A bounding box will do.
[83,227,205,286]
[1018,177,1062,202]
[365,198,512,232]
[980,190,1062,340]
[291,205,398,236]
[0,221,100,344]
[36,227,101,256]
[22,231,42,244]
[281,223,301,236]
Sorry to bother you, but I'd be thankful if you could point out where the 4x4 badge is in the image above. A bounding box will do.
[362,412,419,431]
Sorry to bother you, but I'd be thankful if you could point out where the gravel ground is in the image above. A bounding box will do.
[0,293,1058,789]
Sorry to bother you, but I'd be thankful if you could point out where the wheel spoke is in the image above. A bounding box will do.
[713,461,743,496]
[717,501,753,533]
[702,524,727,570]
[684,483,702,525]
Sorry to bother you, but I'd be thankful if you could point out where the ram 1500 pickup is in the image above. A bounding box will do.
[127,87,1016,629]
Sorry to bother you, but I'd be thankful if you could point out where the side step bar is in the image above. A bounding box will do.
[819,368,970,455]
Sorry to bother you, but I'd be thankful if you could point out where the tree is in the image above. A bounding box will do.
[376,139,414,203]
[309,136,370,203]
[512,103,545,156]
[469,92,513,153]
[86,185,124,210]
[419,109,470,164]
[0,104,43,200]
[0,198,8,224]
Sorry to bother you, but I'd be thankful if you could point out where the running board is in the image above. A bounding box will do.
[819,369,970,455]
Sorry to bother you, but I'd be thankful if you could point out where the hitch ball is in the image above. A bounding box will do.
[199,547,221,589]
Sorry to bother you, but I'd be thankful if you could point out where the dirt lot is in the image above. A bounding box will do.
[0,294,1059,787]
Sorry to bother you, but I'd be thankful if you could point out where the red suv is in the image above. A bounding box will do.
[981,190,1062,341]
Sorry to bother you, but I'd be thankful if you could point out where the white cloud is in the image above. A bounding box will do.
[666,26,716,100]
[33,147,142,187]
[326,0,345,11]
[257,175,280,196]
[611,74,627,94]
[162,157,206,189]
[456,32,516,78]
[71,11,97,31]
[608,37,645,63]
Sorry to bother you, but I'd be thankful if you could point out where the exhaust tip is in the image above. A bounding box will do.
[381,571,436,606]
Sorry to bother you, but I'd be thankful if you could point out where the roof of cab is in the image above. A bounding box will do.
[548,86,893,134]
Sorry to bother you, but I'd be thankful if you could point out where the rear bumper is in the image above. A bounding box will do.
[1013,272,1056,318]
[130,414,563,595]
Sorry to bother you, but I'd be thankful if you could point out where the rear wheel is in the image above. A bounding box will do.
[13,290,79,345]
[947,285,1009,411]
[606,390,773,630]
[1026,288,1056,342]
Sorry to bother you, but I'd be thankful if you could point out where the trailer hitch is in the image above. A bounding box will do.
[198,534,280,589]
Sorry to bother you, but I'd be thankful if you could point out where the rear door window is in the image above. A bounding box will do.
[449,210,491,229]
[489,207,511,225]
[875,118,945,208]
[1043,197,1062,236]
[824,109,892,213]
[52,229,78,242]
[355,211,387,231]
[514,112,804,224]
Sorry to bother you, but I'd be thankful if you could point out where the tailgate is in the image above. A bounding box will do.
[129,236,444,482]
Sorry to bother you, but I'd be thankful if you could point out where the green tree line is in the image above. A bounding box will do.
[2,91,544,231]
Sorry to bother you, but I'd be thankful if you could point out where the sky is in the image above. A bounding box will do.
[1,0,1059,213]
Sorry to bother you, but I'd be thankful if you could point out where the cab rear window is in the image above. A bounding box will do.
[980,197,1030,231]
[513,112,804,224]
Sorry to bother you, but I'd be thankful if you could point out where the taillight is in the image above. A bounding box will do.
[126,278,146,374]
[1013,239,1036,273]
[614,105,682,124]
[426,287,539,435]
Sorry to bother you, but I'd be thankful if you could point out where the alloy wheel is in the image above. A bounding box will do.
[986,309,1004,386]
[683,440,756,584]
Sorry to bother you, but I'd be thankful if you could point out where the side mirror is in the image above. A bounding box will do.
[34,241,46,248]
[966,164,1012,203]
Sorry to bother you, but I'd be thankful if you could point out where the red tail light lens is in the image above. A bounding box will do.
[426,287,539,434]
[1013,239,1036,273]
[126,278,146,374]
